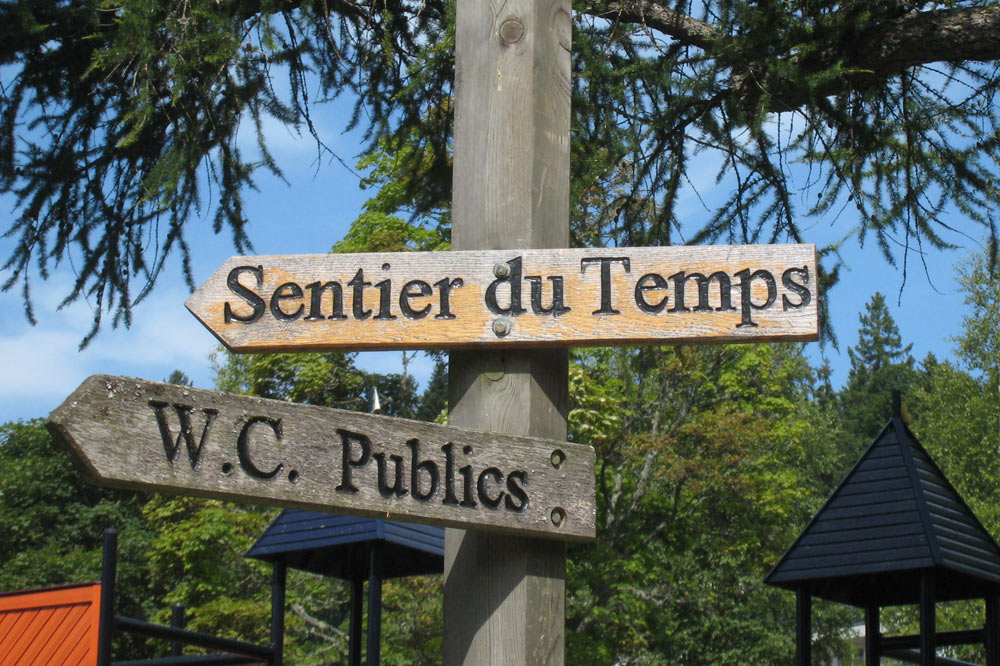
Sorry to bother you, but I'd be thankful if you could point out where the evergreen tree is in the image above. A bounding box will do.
[416,357,448,423]
[4,1,1000,340]
[838,292,917,452]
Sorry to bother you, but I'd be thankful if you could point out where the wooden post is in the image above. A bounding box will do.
[445,0,572,664]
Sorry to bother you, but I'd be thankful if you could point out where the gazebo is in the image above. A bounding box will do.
[246,510,444,666]
[766,399,1000,665]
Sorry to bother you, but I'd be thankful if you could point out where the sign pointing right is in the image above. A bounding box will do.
[47,375,596,542]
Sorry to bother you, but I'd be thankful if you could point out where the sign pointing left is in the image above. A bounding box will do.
[47,375,596,541]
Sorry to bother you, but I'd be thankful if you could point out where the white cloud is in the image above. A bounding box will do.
[0,270,219,423]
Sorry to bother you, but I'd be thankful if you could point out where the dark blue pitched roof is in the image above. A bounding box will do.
[766,417,1000,606]
[245,510,444,580]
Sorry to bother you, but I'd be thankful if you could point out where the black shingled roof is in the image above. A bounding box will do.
[245,510,444,580]
[766,416,1000,607]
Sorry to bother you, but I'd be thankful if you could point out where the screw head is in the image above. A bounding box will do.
[492,319,512,337]
[550,449,565,469]
[494,262,511,278]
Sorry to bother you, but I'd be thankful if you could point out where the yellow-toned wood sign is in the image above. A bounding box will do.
[186,244,818,353]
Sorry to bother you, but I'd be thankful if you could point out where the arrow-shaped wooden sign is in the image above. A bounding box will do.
[186,244,819,353]
[47,375,595,541]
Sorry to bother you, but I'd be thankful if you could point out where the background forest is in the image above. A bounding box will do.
[1,248,996,665]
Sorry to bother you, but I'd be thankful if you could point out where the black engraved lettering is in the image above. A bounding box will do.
[526,275,571,316]
[634,273,669,314]
[148,400,218,470]
[782,266,812,310]
[224,265,265,324]
[485,257,526,316]
[581,257,630,314]
[270,282,304,321]
[434,278,464,320]
[459,446,476,508]
[505,471,529,512]
[335,429,372,493]
[374,453,408,498]
[735,268,777,328]
[304,281,347,321]
[237,416,284,480]
[477,467,505,509]
[400,280,433,319]
[347,269,372,320]
[668,271,735,313]
[442,443,460,505]
[408,438,439,501]
[374,264,396,320]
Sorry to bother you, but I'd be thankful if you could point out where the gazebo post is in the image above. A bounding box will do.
[865,602,880,666]
[920,575,936,666]
[986,595,1000,666]
[349,567,364,666]
[270,559,287,666]
[366,543,384,666]
[796,587,811,666]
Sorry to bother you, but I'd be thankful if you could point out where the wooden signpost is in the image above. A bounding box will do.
[45,0,823,663]
[46,375,595,541]
[186,245,818,353]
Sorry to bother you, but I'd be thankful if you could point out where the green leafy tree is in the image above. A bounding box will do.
[0,420,157,658]
[566,344,854,664]
[4,0,1000,339]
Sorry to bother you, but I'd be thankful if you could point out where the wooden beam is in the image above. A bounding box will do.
[445,0,572,664]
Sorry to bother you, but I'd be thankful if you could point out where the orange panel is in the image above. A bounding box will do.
[0,584,101,666]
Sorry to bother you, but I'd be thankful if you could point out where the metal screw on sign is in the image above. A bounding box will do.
[492,319,512,337]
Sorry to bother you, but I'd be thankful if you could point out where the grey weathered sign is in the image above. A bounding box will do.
[47,375,595,541]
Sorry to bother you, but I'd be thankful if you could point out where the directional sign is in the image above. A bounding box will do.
[186,244,819,353]
[47,375,596,541]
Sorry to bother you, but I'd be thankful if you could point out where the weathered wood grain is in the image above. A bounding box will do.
[186,244,819,353]
[46,375,595,542]
[445,1,572,664]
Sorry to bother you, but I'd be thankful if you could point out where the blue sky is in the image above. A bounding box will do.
[0,96,986,425]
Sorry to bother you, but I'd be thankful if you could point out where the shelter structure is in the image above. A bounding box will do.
[766,399,1000,665]
[245,510,444,666]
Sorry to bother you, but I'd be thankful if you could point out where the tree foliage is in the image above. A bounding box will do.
[4,0,1000,339]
